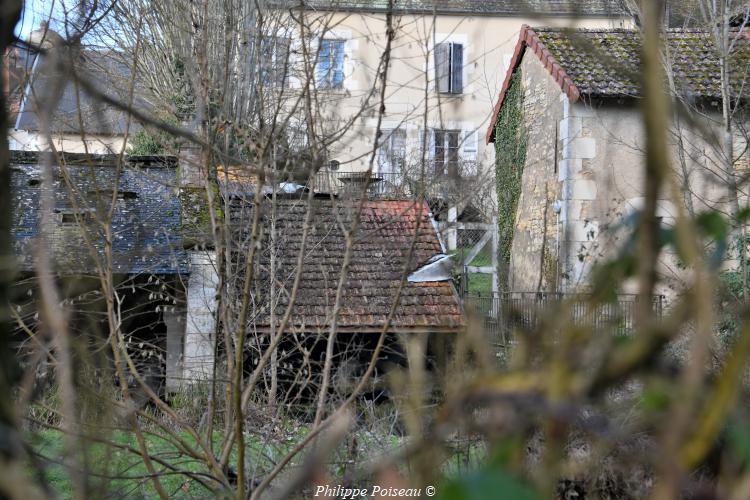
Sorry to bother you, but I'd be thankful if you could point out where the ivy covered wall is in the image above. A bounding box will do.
[494,70,527,290]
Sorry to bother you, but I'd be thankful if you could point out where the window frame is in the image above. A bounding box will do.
[379,128,407,174]
[317,38,346,90]
[434,42,464,94]
[259,36,292,88]
[432,129,462,177]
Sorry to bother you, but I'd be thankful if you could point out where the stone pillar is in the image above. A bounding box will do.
[182,250,218,384]
[178,142,205,188]
[558,98,598,291]
[164,306,185,391]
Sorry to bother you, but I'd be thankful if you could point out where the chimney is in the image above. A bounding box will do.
[178,120,206,188]
[178,143,206,188]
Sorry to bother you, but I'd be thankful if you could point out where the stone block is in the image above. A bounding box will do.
[562,179,597,201]
[558,159,582,181]
[567,219,599,242]
[568,137,596,159]
[559,117,582,141]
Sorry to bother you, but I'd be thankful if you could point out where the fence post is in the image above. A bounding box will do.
[491,224,499,294]
[446,206,457,251]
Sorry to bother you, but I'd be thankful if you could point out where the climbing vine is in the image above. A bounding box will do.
[495,70,527,287]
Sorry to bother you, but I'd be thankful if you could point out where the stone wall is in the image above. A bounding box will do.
[181,250,218,384]
[507,52,564,292]
[507,53,743,297]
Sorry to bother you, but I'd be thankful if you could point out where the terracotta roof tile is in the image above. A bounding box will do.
[232,197,464,333]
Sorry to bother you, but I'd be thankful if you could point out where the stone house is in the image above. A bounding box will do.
[262,0,630,296]
[486,26,750,295]
[269,0,628,208]
[9,26,144,154]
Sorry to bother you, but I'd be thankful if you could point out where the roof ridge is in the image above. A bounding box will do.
[486,24,580,144]
[532,26,721,34]
[487,24,750,143]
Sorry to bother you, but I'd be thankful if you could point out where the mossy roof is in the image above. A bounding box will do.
[270,0,624,16]
[487,26,750,142]
[533,27,750,100]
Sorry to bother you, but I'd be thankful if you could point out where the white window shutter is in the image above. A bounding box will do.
[378,129,391,174]
[463,130,477,160]
[435,43,451,93]
[419,128,434,159]
[463,130,478,176]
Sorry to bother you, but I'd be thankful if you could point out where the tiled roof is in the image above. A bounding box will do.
[487,26,750,143]
[231,197,464,333]
[281,0,625,16]
[10,151,187,275]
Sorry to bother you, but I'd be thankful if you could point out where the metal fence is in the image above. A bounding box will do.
[462,292,665,350]
[312,168,477,200]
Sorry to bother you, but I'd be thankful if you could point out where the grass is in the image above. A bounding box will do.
[26,417,406,499]
[451,245,495,296]
[465,273,493,296]
[28,429,219,498]
[452,245,493,268]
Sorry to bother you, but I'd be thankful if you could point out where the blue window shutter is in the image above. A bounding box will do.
[318,40,331,86]
[450,43,463,93]
[333,40,345,88]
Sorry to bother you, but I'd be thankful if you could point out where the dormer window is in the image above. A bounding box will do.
[55,209,94,224]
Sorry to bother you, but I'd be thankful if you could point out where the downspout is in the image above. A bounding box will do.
[558,95,573,293]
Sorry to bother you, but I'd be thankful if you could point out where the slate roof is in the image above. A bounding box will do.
[487,26,750,142]
[10,151,187,275]
[4,45,35,123]
[279,0,625,16]
[231,197,464,333]
[14,50,145,135]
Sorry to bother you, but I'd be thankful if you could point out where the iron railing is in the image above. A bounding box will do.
[462,292,665,350]
[312,166,479,199]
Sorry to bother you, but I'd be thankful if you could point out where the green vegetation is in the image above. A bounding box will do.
[28,429,215,498]
[127,115,181,156]
[494,70,527,289]
[465,273,492,296]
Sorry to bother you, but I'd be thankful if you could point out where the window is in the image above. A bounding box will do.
[435,42,463,94]
[433,129,461,177]
[317,39,345,89]
[462,130,478,176]
[87,189,138,200]
[286,124,309,153]
[378,129,406,174]
[58,210,92,224]
[260,36,291,87]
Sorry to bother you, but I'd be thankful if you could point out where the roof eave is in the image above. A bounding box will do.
[486,25,581,144]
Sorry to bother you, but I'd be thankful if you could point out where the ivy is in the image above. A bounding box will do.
[495,70,527,288]
[127,114,182,156]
